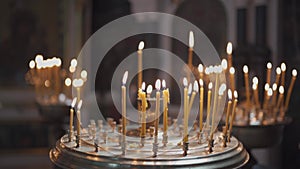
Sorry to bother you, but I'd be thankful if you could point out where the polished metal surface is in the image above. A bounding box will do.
[50,130,249,169]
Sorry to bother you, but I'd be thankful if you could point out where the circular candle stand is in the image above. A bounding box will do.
[50,125,249,169]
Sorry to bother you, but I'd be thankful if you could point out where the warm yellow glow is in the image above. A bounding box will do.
[45,80,50,87]
[281,62,286,72]
[292,69,297,77]
[228,89,232,100]
[141,82,146,90]
[138,41,144,50]
[183,77,188,87]
[252,76,258,85]
[226,42,232,55]
[193,80,198,92]
[70,58,77,67]
[234,90,238,98]
[146,85,153,94]
[199,79,203,87]
[243,65,248,73]
[29,60,35,69]
[276,67,281,74]
[279,86,284,94]
[81,70,87,79]
[267,88,273,96]
[272,83,277,91]
[221,59,228,70]
[155,79,161,90]
[252,83,257,90]
[198,64,204,73]
[65,78,72,86]
[264,83,270,91]
[69,66,76,73]
[208,82,213,90]
[73,78,84,88]
[229,67,235,74]
[267,62,272,69]
[122,71,128,85]
[189,31,194,48]
[162,79,166,88]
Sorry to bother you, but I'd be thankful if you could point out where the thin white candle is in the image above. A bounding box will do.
[155,79,161,137]
[122,71,128,137]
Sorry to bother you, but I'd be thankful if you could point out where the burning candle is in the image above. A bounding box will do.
[276,86,284,110]
[263,83,270,108]
[162,80,170,134]
[264,88,273,109]
[188,31,194,68]
[198,64,204,80]
[146,85,153,98]
[281,63,286,86]
[183,77,188,142]
[81,70,88,82]
[229,91,238,140]
[229,67,235,91]
[72,78,84,101]
[221,59,228,71]
[285,69,297,111]
[122,71,128,137]
[226,42,233,69]
[243,65,250,109]
[252,77,260,108]
[224,89,232,136]
[76,100,83,137]
[266,62,272,84]
[199,79,204,132]
[275,67,281,85]
[155,79,161,137]
[188,81,198,113]
[271,83,278,106]
[206,82,213,126]
[137,41,144,89]
[69,97,77,141]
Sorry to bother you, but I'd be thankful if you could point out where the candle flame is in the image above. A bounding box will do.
[70,58,77,67]
[216,65,223,73]
[229,67,235,74]
[243,65,248,73]
[228,89,232,100]
[199,79,204,87]
[264,83,270,91]
[162,79,166,88]
[281,63,286,72]
[276,67,281,74]
[73,78,84,88]
[267,62,272,69]
[205,67,210,75]
[155,79,161,90]
[122,71,128,85]
[221,59,228,70]
[234,90,238,99]
[198,64,204,73]
[29,60,35,69]
[56,58,62,67]
[226,42,232,55]
[252,83,257,90]
[81,70,88,79]
[138,41,144,50]
[193,80,199,92]
[65,78,72,86]
[208,82,213,90]
[189,31,194,48]
[44,80,50,87]
[77,100,83,110]
[146,85,153,94]
[279,86,284,94]
[188,83,192,95]
[252,76,258,85]
[292,69,297,77]
[183,77,188,87]
[35,54,43,64]
[218,83,226,95]
[141,82,146,90]
[71,97,77,107]
[272,83,277,91]
[267,88,273,96]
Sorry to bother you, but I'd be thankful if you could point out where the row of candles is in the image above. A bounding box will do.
[27,55,87,105]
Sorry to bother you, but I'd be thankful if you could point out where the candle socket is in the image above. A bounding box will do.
[207,138,214,153]
[75,135,80,148]
[68,126,74,142]
[140,136,145,147]
[152,136,159,157]
[183,142,189,156]
[121,136,126,155]
[94,141,99,152]
[162,133,168,147]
